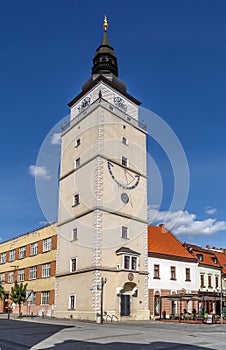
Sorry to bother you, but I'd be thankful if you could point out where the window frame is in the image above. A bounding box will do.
[41,291,50,305]
[70,257,77,272]
[43,238,52,252]
[30,242,38,256]
[123,255,138,271]
[200,274,205,288]
[121,226,129,239]
[73,193,80,207]
[121,156,128,167]
[170,266,176,280]
[30,292,36,305]
[19,246,26,259]
[29,266,37,280]
[42,263,51,278]
[122,136,128,145]
[68,294,76,310]
[75,138,80,147]
[215,276,219,288]
[8,271,14,283]
[72,228,78,241]
[9,249,16,262]
[208,275,212,288]
[1,252,6,264]
[154,264,160,279]
[185,268,191,281]
[0,272,5,283]
[74,157,81,168]
[197,254,203,261]
[18,269,25,282]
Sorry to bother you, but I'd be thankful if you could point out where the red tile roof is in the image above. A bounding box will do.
[184,244,221,269]
[208,250,226,273]
[148,225,195,260]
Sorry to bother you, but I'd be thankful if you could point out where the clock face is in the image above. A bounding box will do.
[121,192,129,204]
[114,96,127,112]
[107,161,140,190]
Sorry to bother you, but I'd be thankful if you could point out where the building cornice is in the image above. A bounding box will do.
[148,252,197,263]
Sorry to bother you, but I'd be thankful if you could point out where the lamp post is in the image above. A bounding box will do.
[220,271,223,324]
[99,277,107,324]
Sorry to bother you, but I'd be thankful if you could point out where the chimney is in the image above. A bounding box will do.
[159,224,167,233]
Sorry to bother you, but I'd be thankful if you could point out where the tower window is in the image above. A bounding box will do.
[68,294,76,310]
[73,194,80,206]
[70,257,77,272]
[75,139,81,147]
[123,255,138,271]
[122,156,128,167]
[75,158,80,168]
[122,137,128,145]
[72,228,78,241]
[121,226,128,239]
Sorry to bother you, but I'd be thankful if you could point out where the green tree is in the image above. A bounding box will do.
[10,281,28,316]
[0,282,6,300]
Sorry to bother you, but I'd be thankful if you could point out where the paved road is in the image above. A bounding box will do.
[0,317,226,349]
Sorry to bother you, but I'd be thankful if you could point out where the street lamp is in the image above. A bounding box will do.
[220,271,223,324]
[98,277,107,324]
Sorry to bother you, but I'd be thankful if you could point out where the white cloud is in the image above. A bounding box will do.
[28,165,52,180]
[50,133,61,145]
[205,207,217,215]
[148,206,226,236]
[38,220,49,226]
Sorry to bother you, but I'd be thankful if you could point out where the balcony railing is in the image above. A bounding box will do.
[61,97,146,132]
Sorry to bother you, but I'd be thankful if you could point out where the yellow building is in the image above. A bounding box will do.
[0,224,57,317]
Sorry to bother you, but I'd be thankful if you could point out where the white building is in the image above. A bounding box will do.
[54,18,149,321]
[148,225,198,318]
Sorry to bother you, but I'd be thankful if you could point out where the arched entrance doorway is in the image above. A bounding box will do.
[120,282,137,317]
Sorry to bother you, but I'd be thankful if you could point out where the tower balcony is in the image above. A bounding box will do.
[61,97,146,134]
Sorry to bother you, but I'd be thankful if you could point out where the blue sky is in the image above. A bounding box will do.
[0,1,226,247]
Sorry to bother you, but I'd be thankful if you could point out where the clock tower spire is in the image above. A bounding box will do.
[91,16,118,78]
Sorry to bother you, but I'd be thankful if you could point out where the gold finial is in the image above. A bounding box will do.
[103,15,108,32]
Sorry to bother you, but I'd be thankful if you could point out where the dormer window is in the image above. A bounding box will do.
[197,254,203,261]
[213,257,218,264]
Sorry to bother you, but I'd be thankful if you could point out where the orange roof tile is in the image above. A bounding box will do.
[148,225,195,260]
[209,250,226,273]
[185,244,221,269]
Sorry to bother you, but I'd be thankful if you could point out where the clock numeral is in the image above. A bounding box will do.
[114,96,127,112]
